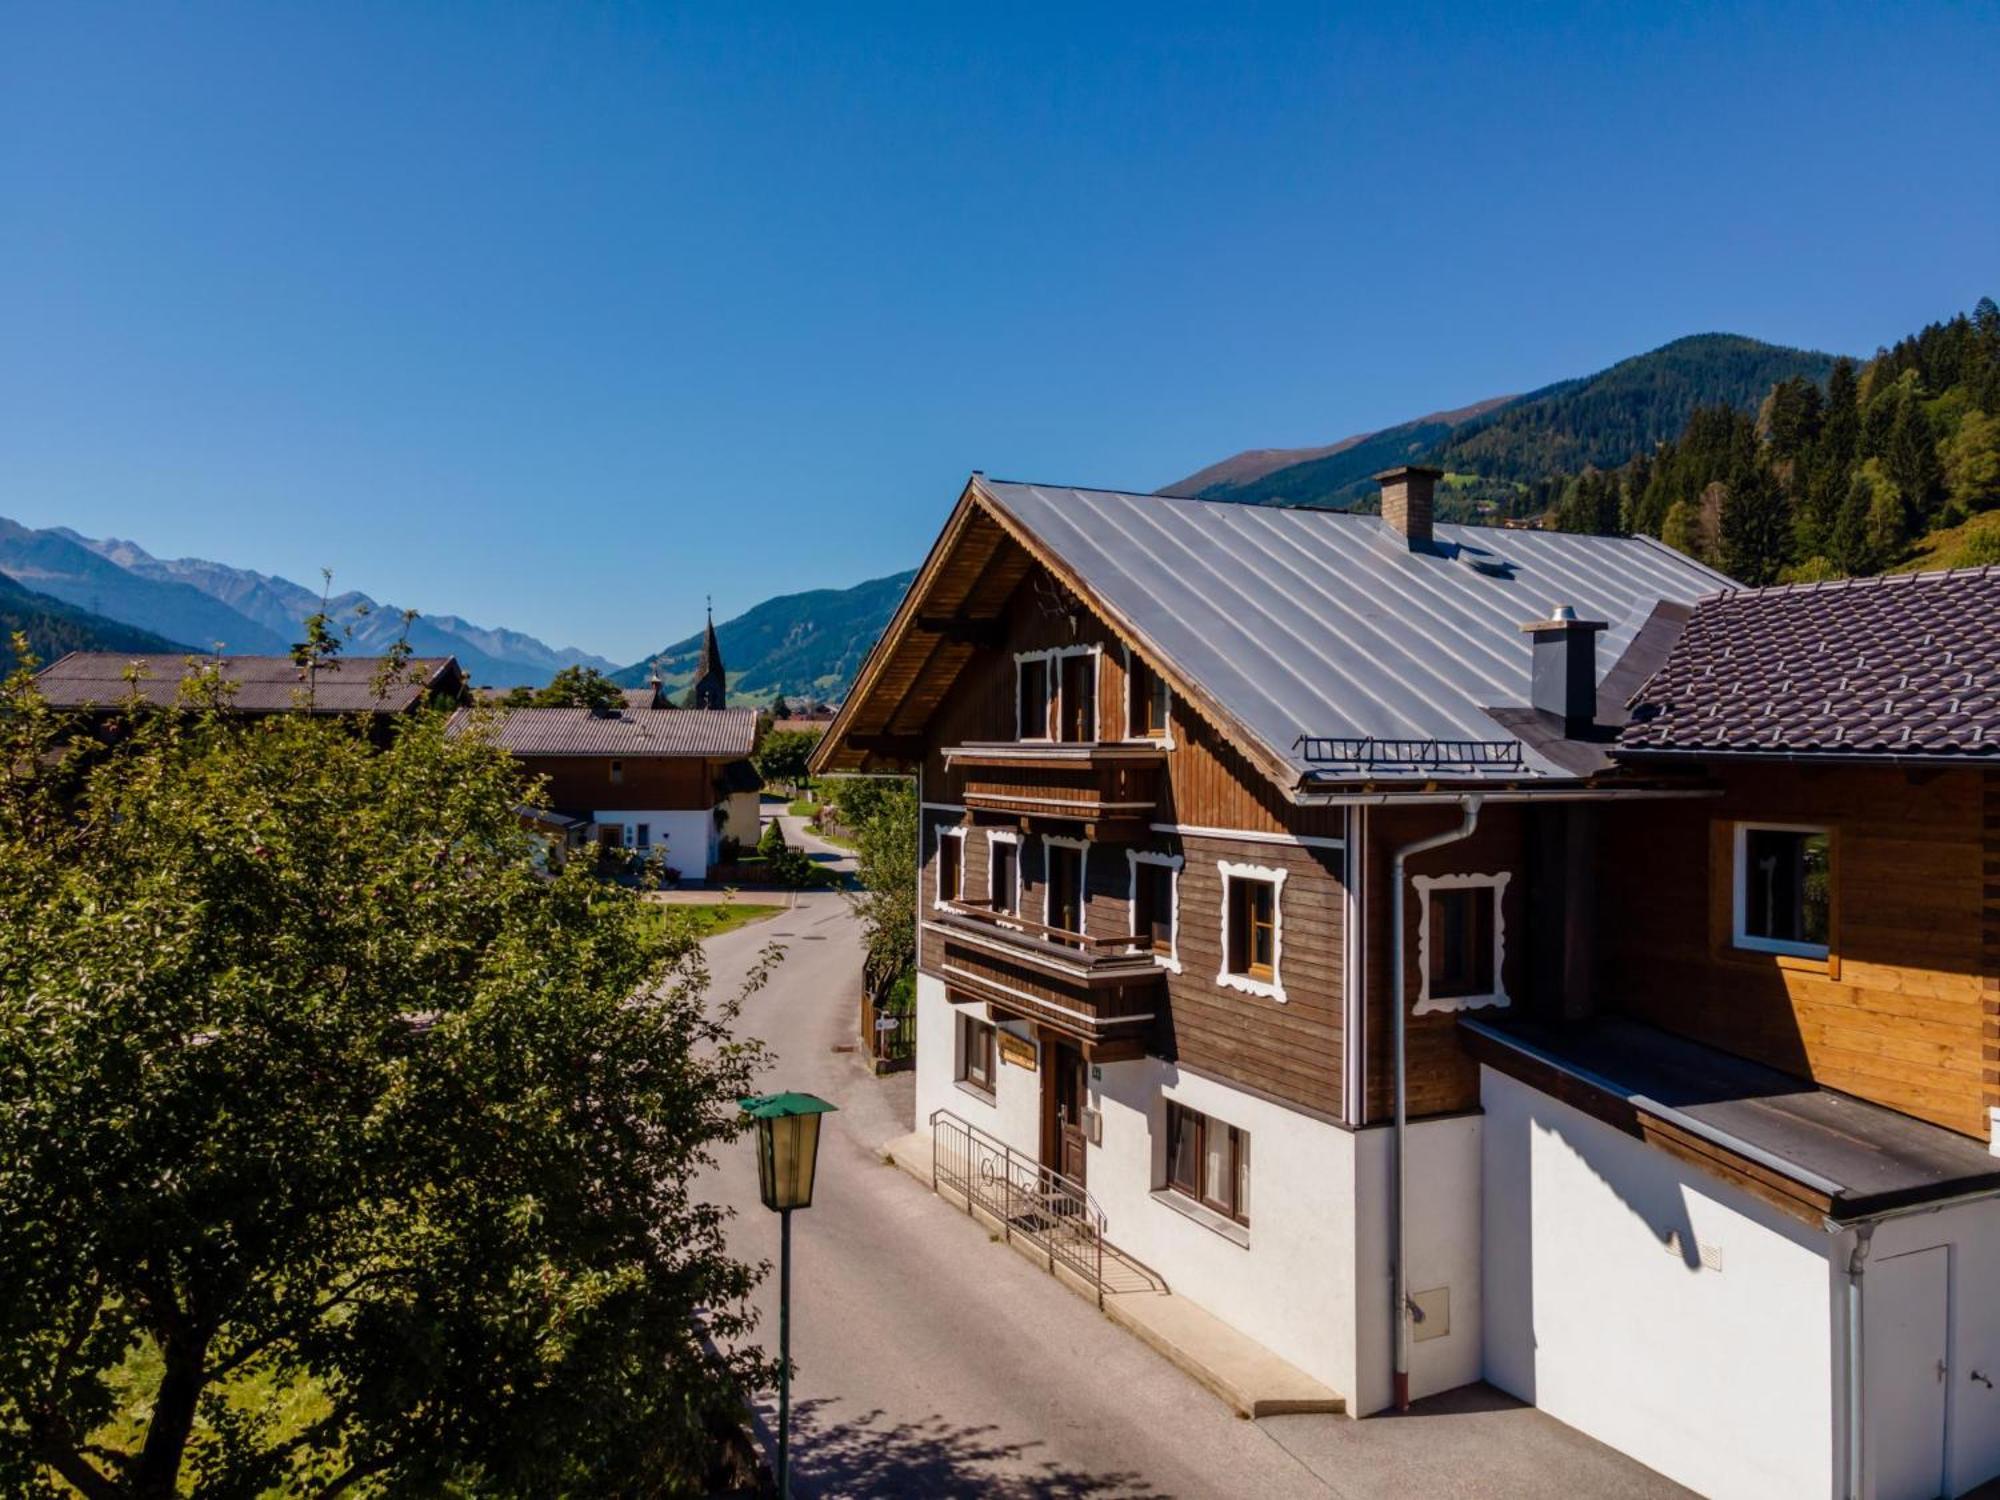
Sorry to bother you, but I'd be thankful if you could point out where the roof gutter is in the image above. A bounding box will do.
[1290,785,1719,808]
[1389,795,1482,1411]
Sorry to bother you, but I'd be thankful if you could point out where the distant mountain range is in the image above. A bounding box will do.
[1163,334,1840,511]
[2,568,190,667]
[612,570,918,704]
[0,520,617,688]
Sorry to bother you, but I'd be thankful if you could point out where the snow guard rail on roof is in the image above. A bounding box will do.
[1295,735,1526,774]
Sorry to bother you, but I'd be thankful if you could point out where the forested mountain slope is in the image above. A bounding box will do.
[1,569,190,667]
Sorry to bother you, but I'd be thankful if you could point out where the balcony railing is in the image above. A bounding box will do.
[941,741,1166,834]
[942,898,1139,956]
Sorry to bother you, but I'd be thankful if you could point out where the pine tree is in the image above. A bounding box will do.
[1830,471,1878,575]
[1719,461,1790,584]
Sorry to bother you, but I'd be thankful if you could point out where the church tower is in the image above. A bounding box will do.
[684,604,727,710]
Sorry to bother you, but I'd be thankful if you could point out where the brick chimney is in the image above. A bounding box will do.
[1373,465,1443,548]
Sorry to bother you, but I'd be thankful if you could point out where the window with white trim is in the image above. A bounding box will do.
[1217,861,1286,1001]
[1057,650,1098,742]
[956,1012,996,1098]
[1128,850,1181,970]
[1733,823,1831,958]
[1164,1100,1250,1225]
[1042,836,1087,938]
[988,831,1021,918]
[935,825,965,908]
[1016,656,1051,741]
[1413,872,1511,1014]
[1128,656,1170,739]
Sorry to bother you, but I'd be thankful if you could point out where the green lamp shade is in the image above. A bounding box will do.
[740,1092,837,1212]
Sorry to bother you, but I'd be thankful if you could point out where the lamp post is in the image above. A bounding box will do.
[739,1091,836,1499]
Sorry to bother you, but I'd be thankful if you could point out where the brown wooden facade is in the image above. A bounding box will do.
[844,489,2000,1152]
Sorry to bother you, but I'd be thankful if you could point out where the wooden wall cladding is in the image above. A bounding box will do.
[521,755,714,813]
[1362,802,1531,1124]
[1598,765,1988,1139]
[1161,832,1347,1121]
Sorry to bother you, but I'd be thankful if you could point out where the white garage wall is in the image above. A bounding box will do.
[1481,1065,1836,1500]
[1864,1196,2000,1497]
[1091,1060,1359,1397]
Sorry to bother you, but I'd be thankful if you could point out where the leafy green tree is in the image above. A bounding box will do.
[752,728,821,790]
[532,665,626,712]
[1861,458,1911,562]
[831,780,918,1000]
[0,654,775,1498]
[1946,408,2000,513]
[1660,499,1702,559]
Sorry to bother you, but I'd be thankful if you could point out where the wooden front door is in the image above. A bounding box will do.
[1044,1040,1089,1187]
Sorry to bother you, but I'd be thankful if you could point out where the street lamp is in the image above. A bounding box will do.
[739,1091,837,1499]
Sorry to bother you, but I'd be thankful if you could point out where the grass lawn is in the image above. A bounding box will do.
[787,798,821,817]
[642,901,786,940]
[1896,509,2000,571]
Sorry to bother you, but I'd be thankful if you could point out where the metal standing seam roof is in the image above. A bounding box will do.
[449,705,760,758]
[1618,565,2000,759]
[975,479,1737,781]
[33,652,459,713]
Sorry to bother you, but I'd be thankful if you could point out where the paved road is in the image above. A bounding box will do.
[698,814,1688,1499]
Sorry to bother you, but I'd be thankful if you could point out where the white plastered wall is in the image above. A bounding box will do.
[913,973,1041,1149]
[719,791,760,851]
[592,807,715,874]
[1480,1064,1836,1500]
[1089,1059,1359,1397]
[1344,1112,1485,1416]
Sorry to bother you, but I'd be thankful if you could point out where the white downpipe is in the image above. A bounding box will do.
[1842,1222,1875,1500]
[1388,795,1482,1411]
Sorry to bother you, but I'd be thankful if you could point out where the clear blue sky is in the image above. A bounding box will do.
[4,3,1996,663]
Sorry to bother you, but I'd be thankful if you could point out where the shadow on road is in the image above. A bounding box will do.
[766,1398,1170,1500]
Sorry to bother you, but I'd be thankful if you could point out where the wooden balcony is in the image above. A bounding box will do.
[942,741,1166,838]
[930,900,1165,1060]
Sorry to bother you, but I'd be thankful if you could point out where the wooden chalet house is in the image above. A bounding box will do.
[34,651,466,733]
[814,471,2000,1500]
[455,702,762,876]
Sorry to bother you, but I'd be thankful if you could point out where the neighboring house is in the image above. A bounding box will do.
[459,703,762,874]
[35,651,465,722]
[813,470,2000,1500]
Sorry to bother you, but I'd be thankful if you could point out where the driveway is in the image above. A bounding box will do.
[697,888,1689,1499]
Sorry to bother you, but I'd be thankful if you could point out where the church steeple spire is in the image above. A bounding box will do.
[684,598,727,710]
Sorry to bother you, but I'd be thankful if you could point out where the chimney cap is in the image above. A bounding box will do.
[1370,464,1445,483]
[1521,607,1608,636]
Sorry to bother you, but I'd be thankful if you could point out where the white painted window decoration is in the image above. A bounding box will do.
[1013,644,1102,743]
[1041,834,1090,937]
[1732,822,1832,959]
[933,824,967,909]
[955,1010,997,1099]
[1412,872,1511,1015]
[987,828,1022,920]
[1216,859,1287,1003]
[1123,644,1175,745]
[1127,850,1183,972]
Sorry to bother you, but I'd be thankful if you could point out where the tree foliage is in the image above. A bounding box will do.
[529,665,626,712]
[0,654,775,1497]
[824,779,917,999]
[751,729,821,790]
[1531,298,2000,581]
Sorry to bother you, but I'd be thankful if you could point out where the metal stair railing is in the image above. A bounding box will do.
[930,1108,1107,1307]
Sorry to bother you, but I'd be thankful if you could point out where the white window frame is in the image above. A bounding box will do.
[933,823,967,910]
[954,1009,997,1102]
[1731,821,1832,959]
[1121,643,1176,747]
[1013,651,1054,742]
[1126,849,1183,972]
[987,828,1023,922]
[1412,871,1511,1015]
[1014,644,1102,743]
[1041,833,1090,935]
[1216,859,1287,1003]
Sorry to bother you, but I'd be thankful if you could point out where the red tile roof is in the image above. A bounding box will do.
[450,705,759,758]
[1619,567,2000,759]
